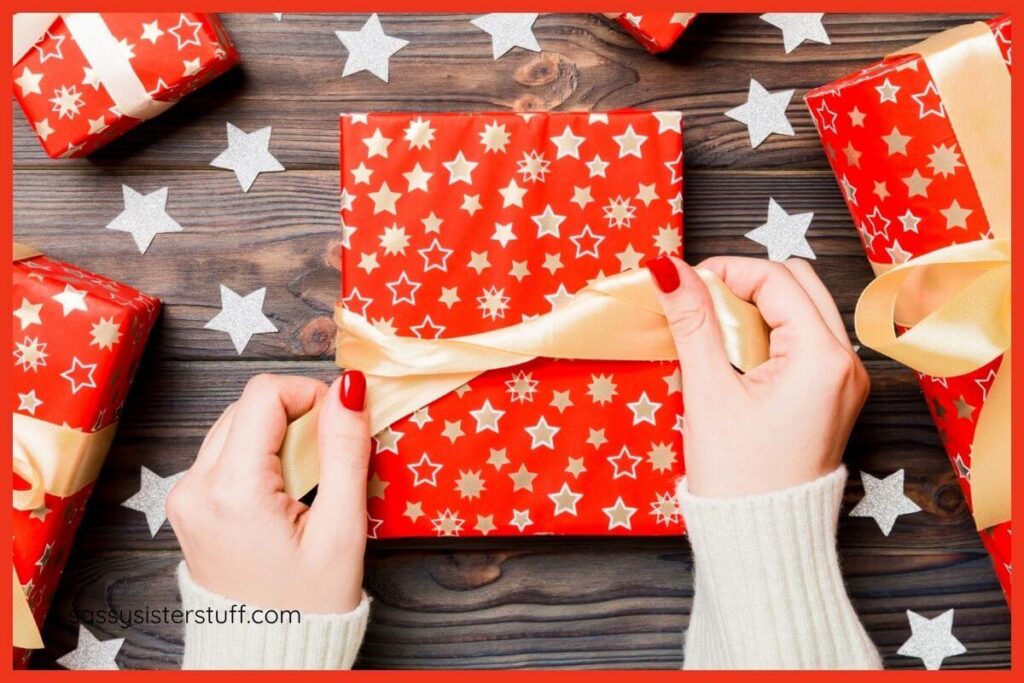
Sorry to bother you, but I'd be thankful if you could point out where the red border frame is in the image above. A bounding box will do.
[4,2,1018,676]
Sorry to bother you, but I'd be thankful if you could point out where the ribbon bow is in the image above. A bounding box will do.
[13,13,173,122]
[855,21,1011,530]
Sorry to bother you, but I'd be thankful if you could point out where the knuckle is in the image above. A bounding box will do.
[665,304,708,340]
[165,480,193,527]
[244,373,278,395]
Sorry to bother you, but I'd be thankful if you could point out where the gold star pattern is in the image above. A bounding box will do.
[550,390,574,413]
[587,374,618,404]
[565,457,587,477]
[455,470,486,499]
[953,395,976,421]
[509,463,537,492]
[902,169,932,198]
[548,482,583,516]
[647,442,677,473]
[403,501,425,522]
[89,317,122,351]
[367,473,389,500]
[441,419,465,443]
[487,448,510,470]
[474,514,496,535]
[602,497,638,530]
[586,428,608,449]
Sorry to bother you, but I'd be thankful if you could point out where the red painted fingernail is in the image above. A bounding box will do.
[647,257,680,294]
[340,370,366,411]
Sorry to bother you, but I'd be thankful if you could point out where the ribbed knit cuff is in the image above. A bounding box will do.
[678,467,882,670]
[177,562,370,670]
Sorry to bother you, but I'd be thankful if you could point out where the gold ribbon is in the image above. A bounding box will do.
[12,244,120,649]
[855,21,1010,530]
[12,410,118,652]
[280,268,770,499]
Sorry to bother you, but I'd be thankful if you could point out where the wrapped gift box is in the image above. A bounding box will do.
[339,110,685,537]
[608,12,697,53]
[13,246,160,666]
[13,13,238,159]
[805,15,1011,599]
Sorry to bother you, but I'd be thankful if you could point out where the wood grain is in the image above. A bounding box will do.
[13,11,1008,670]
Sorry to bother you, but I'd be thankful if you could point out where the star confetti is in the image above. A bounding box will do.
[745,198,815,261]
[470,13,541,59]
[56,625,123,670]
[105,185,183,254]
[760,13,830,54]
[897,609,967,670]
[210,123,285,192]
[121,466,186,537]
[204,284,278,354]
[725,79,795,148]
[336,14,409,82]
[849,469,922,536]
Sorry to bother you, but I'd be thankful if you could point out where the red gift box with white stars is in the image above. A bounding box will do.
[12,250,160,666]
[805,15,1012,601]
[609,12,697,53]
[340,110,686,538]
[13,13,238,159]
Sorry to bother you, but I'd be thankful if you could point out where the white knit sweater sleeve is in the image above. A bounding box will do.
[176,562,370,670]
[677,466,882,670]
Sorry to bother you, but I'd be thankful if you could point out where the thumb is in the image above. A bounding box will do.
[306,371,371,542]
[647,256,736,395]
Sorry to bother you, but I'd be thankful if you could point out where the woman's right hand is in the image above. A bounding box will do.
[647,256,870,498]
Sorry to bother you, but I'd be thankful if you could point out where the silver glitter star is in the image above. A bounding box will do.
[121,466,186,537]
[204,284,278,354]
[849,469,922,536]
[105,185,183,254]
[210,123,285,192]
[725,79,795,148]
[56,625,123,670]
[897,609,967,670]
[745,197,815,261]
[760,13,831,54]
[335,14,409,82]
[471,13,541,59]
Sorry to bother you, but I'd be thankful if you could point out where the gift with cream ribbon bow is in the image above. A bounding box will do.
[12,245,160,664]
[13,13,237,158]
[806,16,1013,602]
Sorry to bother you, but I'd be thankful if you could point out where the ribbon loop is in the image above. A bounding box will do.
[858,20,1010,531]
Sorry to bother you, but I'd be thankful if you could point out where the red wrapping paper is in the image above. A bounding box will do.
[339,110,685,537]
[805,15,1012,600]
[13,252,160,666]
[13,13,238,159]
[610,12,697,53]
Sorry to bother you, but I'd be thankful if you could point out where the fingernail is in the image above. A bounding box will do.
[340,370,366,411]
[647,257,680,293]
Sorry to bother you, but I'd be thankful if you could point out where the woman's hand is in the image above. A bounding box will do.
[167,371,370,613]
[647,256,869,498]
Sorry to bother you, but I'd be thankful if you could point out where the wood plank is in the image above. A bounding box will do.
[33,545,1007,670]
[16,169,880,361]
[12,13,997,171]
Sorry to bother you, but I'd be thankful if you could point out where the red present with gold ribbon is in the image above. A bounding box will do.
[12,244,160,666]
[276,110,767,539]
[607,12,697,53]
[13,12,238,159]
[805,16,1011,600]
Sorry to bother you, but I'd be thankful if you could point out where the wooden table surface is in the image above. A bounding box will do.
[13,12,1009,670]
